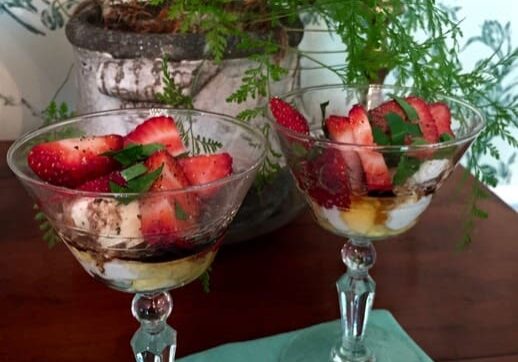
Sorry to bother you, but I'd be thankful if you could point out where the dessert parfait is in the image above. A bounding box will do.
[12,110,262,293]
[270,91,465,240]
[7,108,266,362]
[268,84,484,362]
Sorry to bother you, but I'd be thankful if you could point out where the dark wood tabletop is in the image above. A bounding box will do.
[1,140,517,362]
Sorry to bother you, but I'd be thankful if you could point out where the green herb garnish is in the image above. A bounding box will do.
[393,156,421,185]
[124,166,163,193]
[110,165,164,203]
[411,138,429,146]
[372,126,391,146]
[391,95,419,122]
[104,144,164,168]
[291,143,308,158]
[385,112,408,144]
[439,133,454,142]
[174,201,188,221]
[120,162,148,182]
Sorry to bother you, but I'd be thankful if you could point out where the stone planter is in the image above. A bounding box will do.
[65,5,305,242]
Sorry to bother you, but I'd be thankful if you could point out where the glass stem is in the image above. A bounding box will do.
[131,291,177,362]
[331,239,376,362]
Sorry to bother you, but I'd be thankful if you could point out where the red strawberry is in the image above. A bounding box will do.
[406,96,439,143]
[140,151,199,247]
[348,105,392,191]
[77,171,126,192]
[325,115,366,193]
[178,153,233,197]
[269,97,310,135]
[297,148,351,209]
[124,116,186,156]
[27,135,123,188]
[368,100,405,133]
[429,102,454,138]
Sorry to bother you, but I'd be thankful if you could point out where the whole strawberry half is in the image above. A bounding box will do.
[269,97,310,135]
[406,96,439,143]
[348,105,392,191]
[124,116,186,156]
[27,135,123,188]
[368,100,406,134]
[429,102,454,138]
[140,151,199,247]
[76,171,127,192]
[295,148,351,209]
[178,153,233,198]
[325,115,366,193]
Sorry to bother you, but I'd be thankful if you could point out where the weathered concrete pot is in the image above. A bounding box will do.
[65,6,305,242]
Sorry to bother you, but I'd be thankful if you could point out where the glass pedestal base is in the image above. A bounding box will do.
[279,321,376,362]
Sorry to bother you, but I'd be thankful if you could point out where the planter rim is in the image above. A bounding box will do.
[65,5,304,60]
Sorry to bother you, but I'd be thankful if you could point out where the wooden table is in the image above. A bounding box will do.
[1,141,517,362]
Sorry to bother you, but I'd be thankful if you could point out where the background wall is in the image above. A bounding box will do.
[0,0,516,207]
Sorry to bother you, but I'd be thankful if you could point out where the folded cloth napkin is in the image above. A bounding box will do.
[179,309,432,362]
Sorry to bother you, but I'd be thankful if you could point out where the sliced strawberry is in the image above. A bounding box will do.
[140,151,199,247]
[178,153,233,198]
[27,135,123,188]
[124,116,186,156]
[429,102,454,138]
[348,105,392,191]
[77,171,126,192]
[325,115,366,193]
[368,100,405,134]
[269,97,310,135]
[406,96,439,143]
[296,148,351,209]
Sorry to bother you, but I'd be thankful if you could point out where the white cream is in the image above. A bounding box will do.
[385,195,432,230]
[318,206,350,233]
[68,198,143,248]
[409,159,450,185]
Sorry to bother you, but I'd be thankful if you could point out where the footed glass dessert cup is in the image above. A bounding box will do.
[7,108,266,361]
[269,85,485,361]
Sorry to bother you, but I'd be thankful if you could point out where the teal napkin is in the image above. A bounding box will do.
[179,310,432,362]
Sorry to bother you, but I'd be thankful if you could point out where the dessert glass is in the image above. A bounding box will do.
[7,108,266,361]
[270,85,485,361]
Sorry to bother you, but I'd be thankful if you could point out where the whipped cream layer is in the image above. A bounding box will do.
[66,198,143,248]
[409,159,451,185]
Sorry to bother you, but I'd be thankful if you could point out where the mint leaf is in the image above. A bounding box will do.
[411,137,428,146]
[407,123,422,137]
[105,143,164,167]
[126,165,163,193]
[109,181,127,193]
[385,112,407,144]
[372,126,390,145]
[393,156,421,185]
[175,201,188,221]
[439,133,454,142]
[292,143,308,158]
[110,165,164,204]
[121,162,148,181]
[391,95,418,122]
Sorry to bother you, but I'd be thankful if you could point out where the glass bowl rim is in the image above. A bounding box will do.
[7,107,267,197]
[268,83,486,151]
